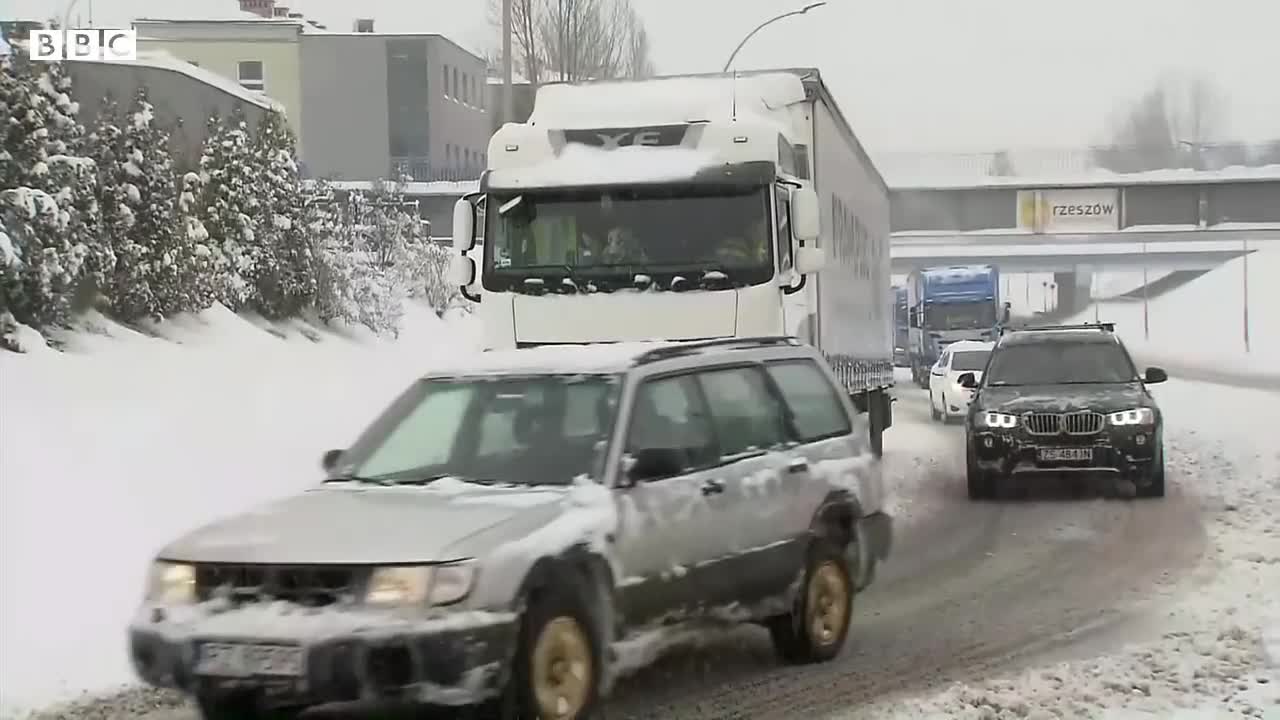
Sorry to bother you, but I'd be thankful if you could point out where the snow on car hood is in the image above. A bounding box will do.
[979,382,1148,414]
[157,479,574,565]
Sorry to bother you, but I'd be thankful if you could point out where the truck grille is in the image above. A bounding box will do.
[1022,412,1104,436]
[195,564,362,607]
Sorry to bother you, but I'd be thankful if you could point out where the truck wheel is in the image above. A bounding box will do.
[868,395,885,457]
[512,572,603,719]
[767,540,853,664]
[197,696,301,720]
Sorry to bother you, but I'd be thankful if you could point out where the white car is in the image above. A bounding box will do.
[928,340,994,423]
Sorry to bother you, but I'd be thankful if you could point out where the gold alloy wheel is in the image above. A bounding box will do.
[805,560,851,648]
[530,616,593,719]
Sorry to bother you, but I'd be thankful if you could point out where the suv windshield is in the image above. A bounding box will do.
[334,374,620,486]
[984,341,1138,386]
[483,184,773,292]
[951,350,990,371]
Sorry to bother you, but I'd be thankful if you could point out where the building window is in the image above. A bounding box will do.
[443,64,450,97]
[452,67,459,102]
[238,60,264,91]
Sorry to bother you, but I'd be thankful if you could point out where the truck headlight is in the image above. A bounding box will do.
[366,562,476,608]
[979,411,1018,429]
[1109,408,1155,426]
[146,561,196,605]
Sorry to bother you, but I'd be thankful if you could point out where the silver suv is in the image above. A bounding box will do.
[129,337,893,720]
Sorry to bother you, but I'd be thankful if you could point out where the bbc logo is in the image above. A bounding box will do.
[30,29,137,62]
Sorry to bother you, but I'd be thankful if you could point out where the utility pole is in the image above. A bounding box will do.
[501,0,514,126]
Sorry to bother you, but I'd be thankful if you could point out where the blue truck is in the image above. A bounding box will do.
[892,285,909,367]
[905,265,1009,387]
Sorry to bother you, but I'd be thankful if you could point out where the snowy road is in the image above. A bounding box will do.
[115,385,1210,720]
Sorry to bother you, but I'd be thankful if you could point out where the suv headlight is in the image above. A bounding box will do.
[979,411,1018,429]
[366,561,477,608]
[146,561,196,605]
[1109,408,1155,426]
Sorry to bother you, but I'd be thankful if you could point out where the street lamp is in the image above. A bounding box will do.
[501,0,514,126]
[722,2,827,72]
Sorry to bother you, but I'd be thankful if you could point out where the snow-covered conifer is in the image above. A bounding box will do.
[176,170,221,311]
[252,110,314,318]
[197,107,261,308]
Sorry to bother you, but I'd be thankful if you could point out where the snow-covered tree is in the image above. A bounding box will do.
[197,107,261,308]
[0,44,110,329]
[176,170,222,311]
[252,110,314,318]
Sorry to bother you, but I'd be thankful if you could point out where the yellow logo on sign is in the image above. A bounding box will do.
[1017,192,1046,232]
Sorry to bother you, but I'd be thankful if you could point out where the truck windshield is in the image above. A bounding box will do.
[926,303,996,330]
[333,374,621,487]
[482,184,774,292]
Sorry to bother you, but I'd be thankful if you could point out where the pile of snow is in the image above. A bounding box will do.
[842,380,1280,720]
[0,303,479,717]
[1067,245,1279,382]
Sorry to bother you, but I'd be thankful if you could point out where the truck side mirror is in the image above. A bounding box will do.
[452,198,475,252]
[794,246,826,274]
[449,254,476,288]
[791,187,820,243]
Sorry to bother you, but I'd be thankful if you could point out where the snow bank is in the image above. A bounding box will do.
[0,302,479,717]
[842,379,1280,720]
[486,143,719,190]
[1066,245,1279,382]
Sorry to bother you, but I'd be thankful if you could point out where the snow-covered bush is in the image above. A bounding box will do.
[251,110,314,318]
[197,107,260,309]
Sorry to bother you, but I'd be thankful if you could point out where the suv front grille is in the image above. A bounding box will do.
[195,564,362,607]
[1022,411,1104,436]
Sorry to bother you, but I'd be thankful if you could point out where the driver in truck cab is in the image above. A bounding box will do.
[710,217,769,265]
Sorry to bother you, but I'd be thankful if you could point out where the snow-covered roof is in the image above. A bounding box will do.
[886,164,1280,191]
[66,49,283,112]
[424,341,683,377]
[528,71,807,130]
[311,179,477,196]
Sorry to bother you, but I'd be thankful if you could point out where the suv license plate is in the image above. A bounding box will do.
[196,643,304,677]
[1038,447,1093,462]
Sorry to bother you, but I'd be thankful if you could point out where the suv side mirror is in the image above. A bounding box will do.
[957,372,978,389]
[1002,304,1012,323]
[1143,367,1168,384]
[627,448,684,483]
[794,246,826,274]
[321,448,344,472]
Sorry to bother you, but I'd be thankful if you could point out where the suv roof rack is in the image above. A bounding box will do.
[1000,321,1114,335]
[634,336,800,365]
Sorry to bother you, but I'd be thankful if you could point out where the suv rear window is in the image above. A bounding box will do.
[985,341,1138,386]
[696,366,789,457]
[765,360,851,442]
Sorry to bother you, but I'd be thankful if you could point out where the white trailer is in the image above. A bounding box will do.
[450,68,894,451]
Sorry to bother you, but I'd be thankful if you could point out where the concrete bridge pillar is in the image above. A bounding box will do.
[1052,266,1094,316]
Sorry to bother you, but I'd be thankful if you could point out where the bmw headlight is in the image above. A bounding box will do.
[146,561,196,605]
[365,562,476,608]
[1109,408,1155,426]
[979,411,1018,429]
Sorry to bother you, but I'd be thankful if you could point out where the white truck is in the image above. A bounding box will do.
[449,68,895,452]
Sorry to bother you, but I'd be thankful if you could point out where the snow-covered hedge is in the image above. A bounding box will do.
[0,41,456,352]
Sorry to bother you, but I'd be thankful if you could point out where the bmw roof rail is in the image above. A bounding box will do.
[1001,321,1115,335]
[634,336,800,365]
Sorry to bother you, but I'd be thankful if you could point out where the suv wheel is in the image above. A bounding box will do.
[512,573,602,720]
[768,540,853,664]
[966,442,993,500]
[197,696,301,720]
[929,392,941,421]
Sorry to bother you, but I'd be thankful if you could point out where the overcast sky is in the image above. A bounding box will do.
[13,0,1280,153]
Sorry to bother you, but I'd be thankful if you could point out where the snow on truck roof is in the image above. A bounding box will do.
[528,71,809,130]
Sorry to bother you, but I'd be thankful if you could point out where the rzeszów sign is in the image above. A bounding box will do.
[1017,188,1119,233]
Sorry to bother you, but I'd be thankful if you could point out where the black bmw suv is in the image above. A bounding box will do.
[957,323,1168,500]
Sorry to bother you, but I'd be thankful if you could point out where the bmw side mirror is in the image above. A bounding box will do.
[321,448,344,472]
[1143,367,1168,384]
[957,372,978,389]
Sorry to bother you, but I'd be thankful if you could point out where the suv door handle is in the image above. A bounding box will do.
[786,459,809,474]
[701,478,725,496]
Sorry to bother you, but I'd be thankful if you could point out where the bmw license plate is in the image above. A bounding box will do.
[1038,447,1093,463]
[195,643,304,677]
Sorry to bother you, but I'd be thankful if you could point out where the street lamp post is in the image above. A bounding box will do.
[501,0,514,126]
[721,2,827,72]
